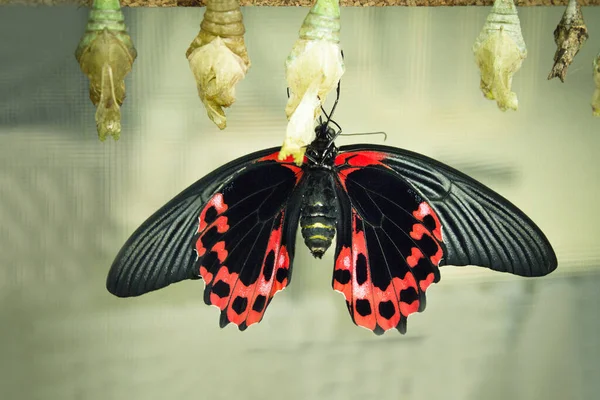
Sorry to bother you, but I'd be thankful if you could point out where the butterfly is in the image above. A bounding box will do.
[106,84,558,335]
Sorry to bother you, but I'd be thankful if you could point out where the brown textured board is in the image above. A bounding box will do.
[2,0,600,6]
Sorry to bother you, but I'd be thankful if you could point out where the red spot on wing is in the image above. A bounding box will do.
[399,299,420,317]
[212,216,229,233]
[212,241,228,263]
[419,273,435,291]
[430,245,443,266]
[412,202,443,241]
[195,239,206,258]
[409,223,429,240]
[198,193,228,233]
[406,247,424,268]
[199,266,213,284]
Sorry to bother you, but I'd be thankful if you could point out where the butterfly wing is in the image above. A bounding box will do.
[332,146,557,335]
[107,148,304,330]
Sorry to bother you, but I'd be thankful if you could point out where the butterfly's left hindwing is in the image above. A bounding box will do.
[334,155,443,335]
[107,148,303,330]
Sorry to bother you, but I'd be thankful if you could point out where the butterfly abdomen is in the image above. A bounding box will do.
[300,169,339,258]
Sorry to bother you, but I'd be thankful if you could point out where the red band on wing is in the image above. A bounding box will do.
[334,211,429,333]
[199,211,292,329]
[231,213,290,327]
[335,151,387,167]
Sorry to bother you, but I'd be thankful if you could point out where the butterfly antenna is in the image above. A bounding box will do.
[339,131,388,141]
[320,103,330,120]
[325,80,341,128]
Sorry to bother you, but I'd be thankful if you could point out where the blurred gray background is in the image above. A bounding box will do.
[1,5,599,400]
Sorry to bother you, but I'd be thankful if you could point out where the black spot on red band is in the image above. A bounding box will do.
[212,281,230,298]
[334,269,351,285]
[355,254,368,285]
[422,215,437,232]
[252,295,267,312]
[232,296,248,315]
[399,287,418,304]
[203,206,218,227]
[355,299,372,316]
[276,268,288,283]
[378,301,395,320]
[263,250,275,281]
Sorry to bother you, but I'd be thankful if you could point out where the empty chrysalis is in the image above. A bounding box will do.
[548,0,588,82]
[75,0,137,141]
[186,0,251,130]
[473,0,526,112]
[593,52,600,117]
[281,0,345,165]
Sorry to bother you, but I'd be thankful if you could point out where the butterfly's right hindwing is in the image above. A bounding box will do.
[107,148,287,291]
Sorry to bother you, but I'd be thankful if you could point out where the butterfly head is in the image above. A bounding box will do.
[305,121,340,166]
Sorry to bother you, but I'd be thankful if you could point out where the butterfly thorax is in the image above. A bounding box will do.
[299,168,339,258]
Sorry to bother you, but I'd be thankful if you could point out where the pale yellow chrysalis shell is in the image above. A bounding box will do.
[282,0,345,165]
[186,0,251,130]
[592,53,600,117]
[473,0,527,111]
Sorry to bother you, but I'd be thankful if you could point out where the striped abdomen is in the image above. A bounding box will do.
[300,169,338,258]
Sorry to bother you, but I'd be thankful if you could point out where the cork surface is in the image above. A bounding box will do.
[2,0,600,6]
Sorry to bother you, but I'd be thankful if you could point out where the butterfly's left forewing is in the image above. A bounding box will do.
[107,149,304,330]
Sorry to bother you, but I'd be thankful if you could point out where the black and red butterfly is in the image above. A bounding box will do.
[107,85,557,335]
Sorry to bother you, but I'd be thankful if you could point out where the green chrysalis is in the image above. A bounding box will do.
[75,0,137,141]
[298,0,341,44]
